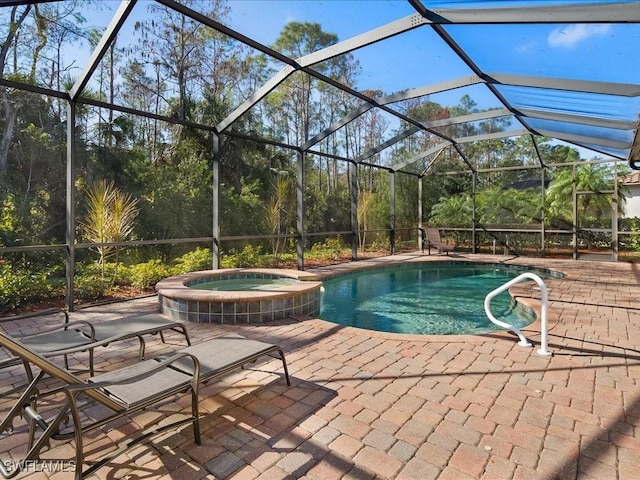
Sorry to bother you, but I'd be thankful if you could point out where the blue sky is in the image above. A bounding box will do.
[80,0,638,160]
[87,1,637,98]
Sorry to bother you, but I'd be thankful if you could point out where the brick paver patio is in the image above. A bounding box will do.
[1,253,640,479]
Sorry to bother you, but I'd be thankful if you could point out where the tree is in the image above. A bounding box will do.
[357,189,376,249]
[0,1,86,177]
[546,163,616,226]
[0,5,32,177]
[133,0,233,125]
[268,22,338,146]
[429,193,473,227]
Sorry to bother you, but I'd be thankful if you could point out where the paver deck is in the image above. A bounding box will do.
[1,253,640,479]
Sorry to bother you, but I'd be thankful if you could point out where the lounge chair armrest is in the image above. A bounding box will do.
[65,352,201,391]
[0,307,67,324]
[15,320,97,342]
[34,329,169,357]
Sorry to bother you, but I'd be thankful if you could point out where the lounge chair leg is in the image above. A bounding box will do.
[278,349,291,386]
[89,350,94,376]
[191,389,201,445]
[136,336,146,360]
[0,370,45,435]
[181,326,191,346]
[65,391,85,480]
[4,401,75,480]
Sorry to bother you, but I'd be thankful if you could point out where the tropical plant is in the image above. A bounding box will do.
[429,193,473,227]
[546,163,619,227]
[264,173,293,258]
[78,180,139,280]
[357,189,376,249]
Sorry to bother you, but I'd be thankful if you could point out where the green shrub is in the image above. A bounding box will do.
[74,275,111,301]
[76,261,131,286]
[129,260,172,288]
[370,234,390,252]
[627,217,640,251]
[172,247,213,274]
[222,244,270,268]
[0,264,57,311]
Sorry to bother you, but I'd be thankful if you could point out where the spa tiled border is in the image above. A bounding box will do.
[155,268,322,324]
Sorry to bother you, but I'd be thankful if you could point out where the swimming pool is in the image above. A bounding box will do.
[319,263,555,335]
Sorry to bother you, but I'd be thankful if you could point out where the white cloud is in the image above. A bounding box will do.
[515,40,538,54]
[548,24,611,48]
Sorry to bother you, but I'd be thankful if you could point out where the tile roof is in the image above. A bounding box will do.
[622,171,640,185]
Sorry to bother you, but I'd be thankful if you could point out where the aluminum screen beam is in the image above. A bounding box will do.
[519,108,637,130]
[390,143,452,172]
[411,1,539,150]
[631,119,640,168]
[390,130,530,172]
[564,142,627,161]
[217,12,426,137]
[297,14,427,67]
[423,108,511,129]
[0,77,68,100]
[303,103,375,150]
[214,8,489,145]
[530,135,546,169]
[419,147,446,177]
[452,143,474,172]
[412,0,635,161]
[353,109,511,167]
[354,127,422,163]
[217,67,295,133]
[418,2,640,24]
[157,0,304,133]
[377,75,484,105]
[489,74,640,97]
[455,129,532,145]
[303,76,486,150]
[157,0,297,67]
[69,0,136,101]
[536,129,630,151]
[1,0,61,8]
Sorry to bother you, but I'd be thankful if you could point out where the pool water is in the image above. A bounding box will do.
[320,264,546,335]
[190,277,298,291]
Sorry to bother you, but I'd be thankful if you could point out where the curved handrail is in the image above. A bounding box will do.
[484,272,551,356]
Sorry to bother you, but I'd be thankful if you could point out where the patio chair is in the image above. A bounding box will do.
[0,309,191,377]
[0,331,289,480]
[0,309,96,378]
[423,227,454,255]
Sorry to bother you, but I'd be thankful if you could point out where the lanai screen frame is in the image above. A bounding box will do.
[1,0,639,310]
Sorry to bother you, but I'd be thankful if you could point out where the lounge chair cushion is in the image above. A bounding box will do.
[19,329,91,354]
[166,333,286,380]
[88,313,187,341]
[89,359,194,409]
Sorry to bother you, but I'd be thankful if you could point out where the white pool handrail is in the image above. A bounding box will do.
[484,272,551,356]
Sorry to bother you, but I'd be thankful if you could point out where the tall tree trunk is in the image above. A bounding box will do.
[0,5,31,176]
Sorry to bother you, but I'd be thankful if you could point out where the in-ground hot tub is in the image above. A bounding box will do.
[155,269,322,324]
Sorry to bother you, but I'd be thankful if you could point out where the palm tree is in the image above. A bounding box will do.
[429,193,473,227]
[546,163,619,226]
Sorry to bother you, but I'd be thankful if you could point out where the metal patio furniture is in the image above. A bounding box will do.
[0,331,289,479]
